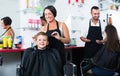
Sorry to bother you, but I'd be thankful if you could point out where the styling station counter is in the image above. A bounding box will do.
[0,48,24,76]
[0,46,84,76]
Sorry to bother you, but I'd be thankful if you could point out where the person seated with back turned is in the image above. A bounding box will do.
[20,32,64,76]
[0,16,15,41]
[86,24,120,76]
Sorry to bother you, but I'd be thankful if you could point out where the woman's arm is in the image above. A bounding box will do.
[51,22,70,44]
[59,22,70,44]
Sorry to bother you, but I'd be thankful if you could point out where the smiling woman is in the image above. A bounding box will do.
[41,5,70,44]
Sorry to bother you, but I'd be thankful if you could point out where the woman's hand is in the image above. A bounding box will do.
[51,31,61,40]
[96,40,104,44]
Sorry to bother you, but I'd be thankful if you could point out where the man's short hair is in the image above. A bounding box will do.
[91,6,99,12]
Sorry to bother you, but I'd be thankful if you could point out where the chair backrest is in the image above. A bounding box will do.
[64,62,77,76]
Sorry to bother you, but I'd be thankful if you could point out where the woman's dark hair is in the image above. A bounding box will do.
[40,16,46,22]
[105,24,120,51]
[43,5,57,17]
[1,16,12,26]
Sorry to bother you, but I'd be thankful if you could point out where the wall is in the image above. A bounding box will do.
[20,0,71,48]
[0,1,20,76]
[20,0,120,48]
[0,0,120,48]
[0,0,120,76]
[20,0,99,48]
[0,0,20,36]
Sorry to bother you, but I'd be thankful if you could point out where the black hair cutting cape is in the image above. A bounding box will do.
[20,37,65,76]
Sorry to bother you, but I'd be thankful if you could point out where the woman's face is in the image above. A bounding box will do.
[44,9,55,23]
[0,20,6,29]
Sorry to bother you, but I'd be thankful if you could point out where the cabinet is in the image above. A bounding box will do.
[0,49,24,76]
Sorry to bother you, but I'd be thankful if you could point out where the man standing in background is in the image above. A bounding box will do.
[80,6,106,58]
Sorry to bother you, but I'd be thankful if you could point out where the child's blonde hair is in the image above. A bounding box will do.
[32,32,48,41]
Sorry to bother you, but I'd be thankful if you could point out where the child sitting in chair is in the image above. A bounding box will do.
[20,32,64,76]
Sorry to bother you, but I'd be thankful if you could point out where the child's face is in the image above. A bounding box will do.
[36,35,49,50]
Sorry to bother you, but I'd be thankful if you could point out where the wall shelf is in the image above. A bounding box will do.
[16,27,40,31]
